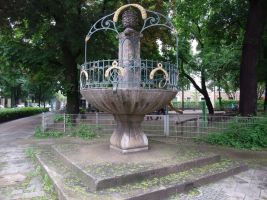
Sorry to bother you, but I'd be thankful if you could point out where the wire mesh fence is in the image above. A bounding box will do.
[41,112,266,139]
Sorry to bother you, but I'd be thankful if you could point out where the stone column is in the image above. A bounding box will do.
[110,9,148,153]
[118,9,141,88]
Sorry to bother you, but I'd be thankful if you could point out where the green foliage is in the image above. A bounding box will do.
[71,124,98,140]
[0,107,48,123]
[53,114,73,127]
[53,114,64,122]
[34,126,63,138]
[198,117,267,150]
[172,101,202,110]
[25,148,36,161]
[214,100,264,110]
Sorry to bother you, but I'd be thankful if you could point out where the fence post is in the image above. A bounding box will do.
[96,112,99,125]
[197,115,200,136]
[63,113,66,133]
[164,114,170,136]
[42,112,45,133]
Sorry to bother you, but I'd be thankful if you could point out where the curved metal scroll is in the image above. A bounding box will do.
[105,60,125,79]
[86,12,119,41]
[140,10,176,34]
[80,69,89,89]
[149,63,169,88]
[149,63,169,80]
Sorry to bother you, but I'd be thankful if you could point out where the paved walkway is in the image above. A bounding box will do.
[0,115,47,199]
[170,167,267,200]
[0,114,42,146]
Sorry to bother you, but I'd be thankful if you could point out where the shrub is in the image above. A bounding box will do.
[198,117,267,150]
[215,100,264,111]
[34,126,63,138]
[71,124,98,140]
[0,107,49,123]
[53,114,64,122]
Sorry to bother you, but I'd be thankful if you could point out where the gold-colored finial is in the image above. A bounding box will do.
[113,4,147,23]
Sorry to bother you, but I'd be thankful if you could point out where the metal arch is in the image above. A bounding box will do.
[84,12,119,63]
[140,10,179,78]
[140,10,177,34]
[86,12,119,40]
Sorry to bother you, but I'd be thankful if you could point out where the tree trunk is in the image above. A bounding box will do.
[182,71,214,114]
[202,89,214,115]
[181,87,184,111]
[62,45,79,114]
[11,87,15,107]
[239,0,267,116]
[218,84,222,110]
[201,70,214,114]
[264,78,267,112]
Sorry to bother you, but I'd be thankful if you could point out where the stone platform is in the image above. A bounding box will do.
[36,140,247,200]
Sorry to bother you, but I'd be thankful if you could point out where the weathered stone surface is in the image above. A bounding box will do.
[81,88,176,152]
[118,28,141,88]
[81,89,176,115]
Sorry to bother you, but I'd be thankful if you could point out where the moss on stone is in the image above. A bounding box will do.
[101,159,234,197]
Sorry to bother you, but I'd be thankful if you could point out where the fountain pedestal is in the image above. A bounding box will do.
[110,114,148,153]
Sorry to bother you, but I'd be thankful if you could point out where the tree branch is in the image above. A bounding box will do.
[181,69,203,94]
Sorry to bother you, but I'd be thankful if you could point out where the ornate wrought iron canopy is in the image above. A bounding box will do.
[82,4,179,91]
[84,4,179,65]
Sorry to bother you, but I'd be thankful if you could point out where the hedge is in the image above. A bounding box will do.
[172,100,265,111]
[215,100,264,110]
[0,107,49,123]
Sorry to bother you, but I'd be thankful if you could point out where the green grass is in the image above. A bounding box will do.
[34,126,64,138]
[198,117,267,150]
[34,124,99,140]
[71,124,99,140]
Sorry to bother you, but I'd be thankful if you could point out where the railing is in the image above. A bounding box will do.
[42,112,267,139]
[80,59,178,90]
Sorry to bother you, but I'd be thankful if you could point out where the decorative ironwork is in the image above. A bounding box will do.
[80,70,88,89]
[82,3,179,91]
[149,63,169,80]
[86,12,119,40]
[105,60,125,79]
[149,63,169,89]
[81,59,178,90]
[140,10,176,34]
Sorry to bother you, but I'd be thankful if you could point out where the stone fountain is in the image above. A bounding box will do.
[80,4,179,153]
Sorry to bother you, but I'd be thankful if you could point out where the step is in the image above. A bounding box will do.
[36,146,247,200]
[51,145,221,191]
[35,147,111,200]
[100,160,247,200]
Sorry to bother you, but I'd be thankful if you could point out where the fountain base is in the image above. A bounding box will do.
[110,114,148,153]
[110,145,148,153]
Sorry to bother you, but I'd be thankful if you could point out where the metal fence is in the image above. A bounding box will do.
[80,59,178,90]
[41,112,266,139]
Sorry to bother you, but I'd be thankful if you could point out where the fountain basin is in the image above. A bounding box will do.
[81,88,176,114]
[81,88,177,153]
